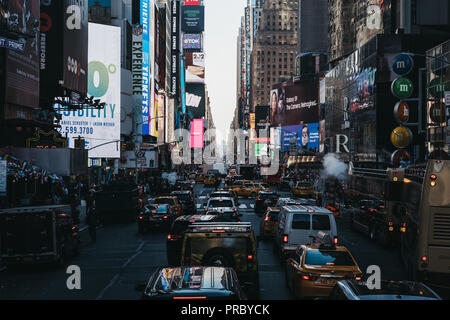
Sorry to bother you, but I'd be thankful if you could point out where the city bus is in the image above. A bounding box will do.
[399,159,450,291]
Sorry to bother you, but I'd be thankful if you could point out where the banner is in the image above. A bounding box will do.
[185,52,205,83]
[63,0,89,95]
[181,5,204,32]
[171,0,180,98]
[185,84,205,118]
[270,80,319,127]
[132,24,143,143]
[56,23,121,158]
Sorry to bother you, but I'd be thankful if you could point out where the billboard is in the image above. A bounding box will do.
[281,123,320,153]
[270,80,319,127]
[255,106,270,130]
[63,0,89,95]
[185,52,205,83]
[190,119,204,148]
[171,0,180,98]
[5,0,40,110]
[141,0,151,135]
[183,33,202,50]
[185,84,205,118]
[181,5,204,33]
[56,23,121,159]
[184,0,200,5]
[132,24,143,143]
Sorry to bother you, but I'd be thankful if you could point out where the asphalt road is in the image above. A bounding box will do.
[0,182,411,300]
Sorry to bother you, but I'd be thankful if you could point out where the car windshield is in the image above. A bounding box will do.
[146,205,168,213]
[305,250,356,266]
[260,193,278,199]
[154,198,175,205]
[208,200,234,207]
[175,194,191,202]
[354,281,438,298]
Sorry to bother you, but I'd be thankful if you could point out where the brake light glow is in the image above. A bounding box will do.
[421,256,428,262]
[139,216,144,220]
[355,276,362,281]
[430,174,437,180]
[333,237,338,245]
[163,216,168,219]
[247,255,253,261]
[283,235,288,243]
[301,275,310,280]
[264,216,269,222]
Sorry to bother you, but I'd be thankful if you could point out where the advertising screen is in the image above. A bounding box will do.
[63,0,89,95]
[141,0,151,135]
[190,119,204,148]
[184,0,200,5]
[171,0,180,98]
[185,52,205,83]
[270,80,319,127]
[281,123,320,153]
[183,33,202,50]
[5,0,40,109]
[181,5,204,32]
[56,23,121,159]
[185,83,205,118]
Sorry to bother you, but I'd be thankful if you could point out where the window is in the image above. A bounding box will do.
[291,214,310,230]
[305,250,356,267]
[312,215,331,230]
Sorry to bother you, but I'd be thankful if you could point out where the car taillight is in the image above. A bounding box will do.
[257,198,263,201]
[139,216,144,220]
[283,235,288,243]
[247,254,254,261]
[333,237,338,245]
[421,256,428,262]
[168,234,182,240]
[163,216,168,219]
[264,216,270,222]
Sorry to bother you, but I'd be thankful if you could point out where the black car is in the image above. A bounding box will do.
[138,266,247,300]
[137,204,175,233]
[174,180,194,192]
[328,280,441,300]
[254,191,279,214]
[171,190,196,215]
[166,214,221,266]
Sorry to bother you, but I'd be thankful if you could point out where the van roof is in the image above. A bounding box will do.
[282,205,332,214]
[187,222,253,233]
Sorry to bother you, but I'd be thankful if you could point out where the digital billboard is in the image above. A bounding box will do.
[185,83,205,118]
[281,123,320,153]
[181,5,204,33]
[183,33,202,50]
[5,0,40,110]
[56,23,121,159]
[185,52,205,83]
[171,0,180,98]
[270,80,319,127]
[190,119,204,148]
[141,0,151,135]
[184,0,200,5]
[63,0,89,95]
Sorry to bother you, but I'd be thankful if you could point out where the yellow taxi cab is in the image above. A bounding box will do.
[235,182,260,198]
[285,232,362,298]
[259,207,280,240]
[292,180,314,197]
[203,174,217,187]
[226,179,247,191]
[195,173,205,183]
[255,182,271,192]
[153,196,183,216]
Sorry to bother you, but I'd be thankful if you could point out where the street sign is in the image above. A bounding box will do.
[391,126,413,148]
[392,54,414,76]
[394,101,410,124]
[391,77,413,99]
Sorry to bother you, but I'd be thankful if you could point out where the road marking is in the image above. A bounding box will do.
[96,274,120,300]
[96,241,144,300]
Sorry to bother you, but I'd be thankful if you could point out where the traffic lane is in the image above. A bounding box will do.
[336,208,407,281]
[240,203,295,300]
[0,222,154,300]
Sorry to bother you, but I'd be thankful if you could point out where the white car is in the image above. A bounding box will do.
[204,197,239,221]
[274,205,338,259]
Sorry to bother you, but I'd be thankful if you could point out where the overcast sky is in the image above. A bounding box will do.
[204,0,246,147]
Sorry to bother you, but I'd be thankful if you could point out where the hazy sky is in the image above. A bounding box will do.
[204,0,246,145]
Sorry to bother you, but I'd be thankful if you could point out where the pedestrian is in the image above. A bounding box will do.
[86,189,97,243]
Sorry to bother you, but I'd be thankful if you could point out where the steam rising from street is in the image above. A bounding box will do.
[322,153,348,181]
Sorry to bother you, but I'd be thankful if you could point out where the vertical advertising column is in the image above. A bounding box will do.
[141,0,151,136]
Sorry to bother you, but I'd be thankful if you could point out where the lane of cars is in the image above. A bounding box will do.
[136,168,442,300]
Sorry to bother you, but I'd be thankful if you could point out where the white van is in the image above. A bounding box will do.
[274,205,338,259]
